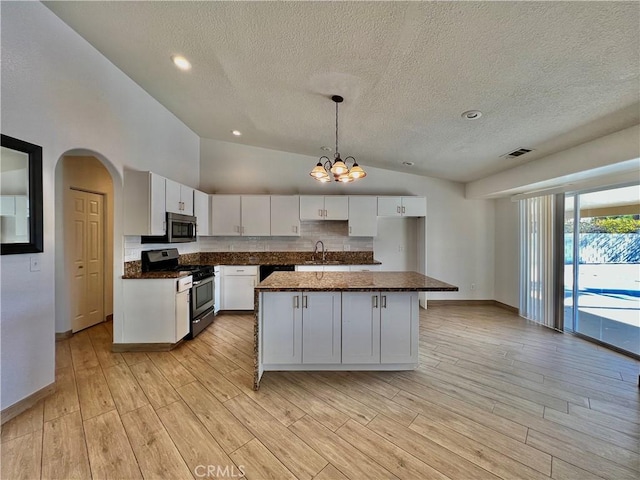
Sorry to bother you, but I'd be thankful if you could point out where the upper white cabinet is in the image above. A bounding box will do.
[209,195,270,236]
[270,195,300,236]
[348,196,377,236]
[123,170,167,236]
[377,196,426,217]
[165,179,194,215]
[300,195,348,220]
[193,190,209,236]
[242,195,271,236]
[210,195,241,236]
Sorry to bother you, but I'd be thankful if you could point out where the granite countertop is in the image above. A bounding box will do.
[122,271,193,280]
[255,271,458,292]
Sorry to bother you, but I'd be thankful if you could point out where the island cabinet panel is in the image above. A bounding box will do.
[380,292,419,364]
[302,292,341,364]
[262,292,302,364]
[341,292,381,364]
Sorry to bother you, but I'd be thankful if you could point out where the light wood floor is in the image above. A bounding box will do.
[2,305,639,480]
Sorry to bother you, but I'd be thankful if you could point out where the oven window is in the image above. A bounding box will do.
[194,280,214,309]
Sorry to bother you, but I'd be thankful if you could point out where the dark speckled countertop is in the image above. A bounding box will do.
[122,271,193,279]
[255,271,458,292]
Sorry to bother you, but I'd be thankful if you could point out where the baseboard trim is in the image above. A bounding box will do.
[55,330,73,341]
[427,299,495,307]
[106,314,113,322]
[427,299,519,313]
[493,300,519,313]
[112,340,183,353]
[1,382,55,425]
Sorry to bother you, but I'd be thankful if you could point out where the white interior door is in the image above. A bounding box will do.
[70,189,104,332]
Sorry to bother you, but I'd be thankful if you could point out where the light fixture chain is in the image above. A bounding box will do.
[335,100,339,155]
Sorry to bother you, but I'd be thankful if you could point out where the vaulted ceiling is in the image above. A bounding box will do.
[44,1,640,183]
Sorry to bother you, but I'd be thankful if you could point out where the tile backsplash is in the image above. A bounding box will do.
[124,221,372,262]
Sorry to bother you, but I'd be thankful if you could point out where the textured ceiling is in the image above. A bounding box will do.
[44,1,640,183]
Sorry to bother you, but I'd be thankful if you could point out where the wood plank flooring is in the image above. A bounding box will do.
[2,305,638,480]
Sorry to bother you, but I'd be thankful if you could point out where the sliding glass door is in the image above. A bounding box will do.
[564,185,640,356]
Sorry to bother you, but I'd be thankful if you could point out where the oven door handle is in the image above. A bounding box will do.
[192,280,202,285]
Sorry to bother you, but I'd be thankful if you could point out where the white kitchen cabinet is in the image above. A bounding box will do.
[220,265,258,310]
[122,276,192,344]
[193,190,210,235]
[341,291,417,364]
[261,291,341,365]
[210,195,270,236]
[377,196,426,217]
[210,195,241,236]
[299,195,348,220]
[348,196,377,236]
[270,195,300,236]
[349,265,381,272]
[213,266,221,314]
[123,170,166,235]
[262,292,302,364]
[380,292,419,364]
[302,292,341,364]
[241,195,271,236]
[165,179,194,215]
[341,292,381,364]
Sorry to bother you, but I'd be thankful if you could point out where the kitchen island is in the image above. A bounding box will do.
[253,271,458,389]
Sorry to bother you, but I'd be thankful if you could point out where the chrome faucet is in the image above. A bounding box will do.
[314,240,326,264]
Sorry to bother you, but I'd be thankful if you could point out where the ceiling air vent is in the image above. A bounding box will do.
[502,148,533,159]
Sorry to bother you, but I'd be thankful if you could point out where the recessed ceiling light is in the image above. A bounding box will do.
[402,161,414,166]
[171,55,191,71]
[461,110,482,120]
[320,146,332,152]
[231,130,242,136]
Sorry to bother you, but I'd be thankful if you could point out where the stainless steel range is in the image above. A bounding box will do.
[141,248,215,338]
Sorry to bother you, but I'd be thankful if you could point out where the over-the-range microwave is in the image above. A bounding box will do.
[141,212,197,243]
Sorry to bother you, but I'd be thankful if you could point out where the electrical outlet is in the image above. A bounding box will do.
[343,244,351,251]
[30,256,41,272]
[471,283,476,291]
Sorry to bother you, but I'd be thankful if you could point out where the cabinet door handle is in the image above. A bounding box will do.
[294,296,299,309]
[372,295,378,308]
[402,206,406,214]
[302,295,308,308]
[397,206,401,214]
[349,226,352,234]
[381,295,387,308]
[324,209,328,217]
[318,209,323,218]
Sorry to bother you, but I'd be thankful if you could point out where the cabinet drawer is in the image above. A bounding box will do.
[221,265,258,276]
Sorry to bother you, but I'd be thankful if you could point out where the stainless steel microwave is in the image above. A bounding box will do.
[141,212,197,243]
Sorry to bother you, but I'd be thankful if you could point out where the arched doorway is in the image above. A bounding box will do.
[54,152,117,335]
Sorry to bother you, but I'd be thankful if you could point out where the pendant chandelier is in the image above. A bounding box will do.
[309,95,366,183]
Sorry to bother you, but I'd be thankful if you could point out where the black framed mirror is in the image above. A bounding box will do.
[1,134,43,254]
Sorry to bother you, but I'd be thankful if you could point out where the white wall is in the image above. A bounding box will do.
[466,125,640,198]
[494,198,519,308]
[1,3,199,410]
[200,138,496,301]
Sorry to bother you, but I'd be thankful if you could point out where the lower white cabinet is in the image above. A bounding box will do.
[342,291,418,364]
[302,292,341,364]
[262,292,302,364]
[220,265,258,310]
[261,290,418,367]
[122,276,192,344]
[262,291,341,365]
[380,292,419,363]
[341,292,381,363]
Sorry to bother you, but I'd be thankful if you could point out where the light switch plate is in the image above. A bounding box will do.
[30,256,41,272]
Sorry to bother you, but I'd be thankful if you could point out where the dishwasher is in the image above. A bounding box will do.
[259,264,295,282]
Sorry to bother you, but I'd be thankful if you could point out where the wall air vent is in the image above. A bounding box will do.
[502,148,533,158]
